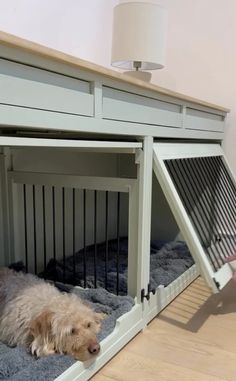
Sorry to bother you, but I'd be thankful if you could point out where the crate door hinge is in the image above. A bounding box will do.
[141,283,156,302]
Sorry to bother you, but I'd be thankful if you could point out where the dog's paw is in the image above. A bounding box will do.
[31,340,55,357]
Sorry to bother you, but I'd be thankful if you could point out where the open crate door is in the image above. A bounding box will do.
[153,143,236,293]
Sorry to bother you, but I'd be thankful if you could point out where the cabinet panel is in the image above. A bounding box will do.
[185,108,225,132]
[103,87,182,128]
[0,59,93,116]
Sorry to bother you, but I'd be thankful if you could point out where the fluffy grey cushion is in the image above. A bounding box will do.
[42,239,194,294]
[0,240,194,380]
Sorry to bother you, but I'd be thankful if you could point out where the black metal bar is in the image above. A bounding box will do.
[72,188,76,283]
[194,156,232,257]
[42,185,47,272]
[217,156,236,203]
[182,157,224,268]
[215,157,236,250]
[105,191,109,290]
[52,186,56,261]
[184,157,226,265]
[173,160,208,246]
[166,160,219,271]
[23,184,28,272]
[32,185,37,274]
[182,157,223,269]
[83,189,87,288]
[62,187,66,283]
[201,157,236,254]
[167,160,211,247]
[166,160,207,246]
[94,190,97,288]
[116,192,120,295]
[213,157,236,234]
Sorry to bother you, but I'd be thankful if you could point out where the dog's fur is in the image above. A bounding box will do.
[0,268,102,361]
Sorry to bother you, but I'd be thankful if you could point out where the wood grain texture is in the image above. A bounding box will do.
[91,277,236,381]
[0,31,230,113]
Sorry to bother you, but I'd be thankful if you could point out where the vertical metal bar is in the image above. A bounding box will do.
[105,191,109,290]
[94,190,97,288]
[201,157,236,253]
[167,160,210,247]
[52,186,56,261]
[32,185,37,274]
[181,158,224,267]
[183,157,227,262]
[215,157,236,247]
[72,188,76,283]
[42,185,47,272]
[116,192,120,295]
[166,160,219,271]
[83,189,87,288]
[62,187,65,283]
[166,161,202,240]
[217,156,236,203]
[194,157,232,257]
[213,157,236,224]
[23,184,28,272]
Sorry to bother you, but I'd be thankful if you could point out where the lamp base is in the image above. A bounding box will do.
[123,70,152,82]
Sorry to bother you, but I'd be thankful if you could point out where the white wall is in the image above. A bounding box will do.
[0,0,118,66]
[0,0,235,173]
[152,0,236,175]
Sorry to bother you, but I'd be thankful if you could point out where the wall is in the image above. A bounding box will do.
[151,0,236,175]
[0,0,235,172]
[0,0,118,66]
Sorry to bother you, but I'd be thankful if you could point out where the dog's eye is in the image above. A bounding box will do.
[71,328,77,335]
[87,322,91,328]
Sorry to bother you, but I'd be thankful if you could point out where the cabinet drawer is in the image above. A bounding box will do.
[0,59,93,116]
[185,108,225,132]
[103,87,182,128]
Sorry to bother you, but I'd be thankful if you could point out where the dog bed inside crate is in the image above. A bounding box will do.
[0,286,134,381]
[0,239,194,380]
[42,239,194,294]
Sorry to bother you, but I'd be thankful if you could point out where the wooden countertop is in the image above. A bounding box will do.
[0,31,230,113]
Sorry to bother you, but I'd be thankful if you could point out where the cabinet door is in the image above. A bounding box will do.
[153,143,236,292]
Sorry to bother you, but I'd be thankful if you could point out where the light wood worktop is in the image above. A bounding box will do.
[0,31,230,113]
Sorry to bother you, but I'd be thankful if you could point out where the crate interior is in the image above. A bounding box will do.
[3,148,134,295]
[149,174,195,290]
[1,147,196,293]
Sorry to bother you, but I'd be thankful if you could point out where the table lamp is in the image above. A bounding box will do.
[111,2,168,82]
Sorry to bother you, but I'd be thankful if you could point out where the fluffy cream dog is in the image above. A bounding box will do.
[0,268,102,361]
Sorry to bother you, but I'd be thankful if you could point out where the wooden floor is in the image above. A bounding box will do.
[91,277,236,381]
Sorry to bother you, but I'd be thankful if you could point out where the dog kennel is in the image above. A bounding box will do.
[0,32,235,381]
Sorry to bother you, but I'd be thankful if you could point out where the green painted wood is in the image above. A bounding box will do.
[0,44,228,115]
[103,87,182,128]
[0,59,94,116]
[0,104,225,140]
[185,108,225,132]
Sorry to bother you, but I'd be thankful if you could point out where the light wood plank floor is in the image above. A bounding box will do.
[91,277,236,381]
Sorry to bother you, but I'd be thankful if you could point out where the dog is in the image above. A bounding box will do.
[0,268,102,361]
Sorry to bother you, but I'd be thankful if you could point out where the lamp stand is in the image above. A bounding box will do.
[123,70,152,82]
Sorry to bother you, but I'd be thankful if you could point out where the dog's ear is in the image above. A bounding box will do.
[94,312,105,327]
[30,310,53,339]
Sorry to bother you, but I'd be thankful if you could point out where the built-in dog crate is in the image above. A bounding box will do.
[0,32,234,381]
[0,139,145,380]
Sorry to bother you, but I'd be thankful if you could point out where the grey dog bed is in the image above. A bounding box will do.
[0,239,194,380]
[0,287,134,381]
[42,239,194,294]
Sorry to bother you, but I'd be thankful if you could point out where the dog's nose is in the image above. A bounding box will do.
[88,343,100,355]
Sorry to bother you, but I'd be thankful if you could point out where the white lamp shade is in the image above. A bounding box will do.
[111,2,168,70]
